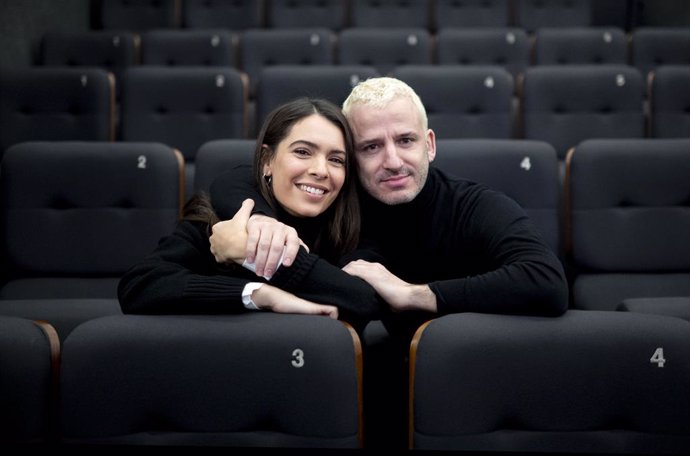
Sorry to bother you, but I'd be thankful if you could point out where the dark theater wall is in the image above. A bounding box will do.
[0,0,90,68]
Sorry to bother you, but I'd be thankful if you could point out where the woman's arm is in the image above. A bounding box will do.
[118,220,251,314]
[208,197,384,326]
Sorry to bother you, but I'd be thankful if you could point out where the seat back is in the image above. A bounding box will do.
[98,0,180,30]
[516,0,592,33]
[240,28,335,98]
[0,68,115,156]
[434,139,561,255]
[60,313,363,448]
[338,28,432,76]
[140,29,238,67]
[0,141,183,298]
[350,0,430,28]
[0,317,59,444]
[41,31,139,97]
[649,65,690,138]
[392,65,514,139]
[534,27,628,65]
[120,66,247,196]
[194,139,256,194]
[255,65,379,132]
[433,0,511,29]
[565,139,690,310]
[266,0,347,30]
[182,0,262,29]
[436,28,530,81]
[632,27,690,81]
[410,311,690,452]
[521,65,645,159]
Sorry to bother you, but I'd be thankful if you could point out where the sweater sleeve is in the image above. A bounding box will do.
[118,221,253,315]
[270,248,384,327]
[429,191,568,317]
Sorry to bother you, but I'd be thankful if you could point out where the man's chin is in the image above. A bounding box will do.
[374,190,415,206]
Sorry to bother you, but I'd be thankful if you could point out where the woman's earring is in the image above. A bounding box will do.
[263,174,272,185]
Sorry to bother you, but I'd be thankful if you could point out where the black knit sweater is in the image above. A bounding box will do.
[117,171,382,326]
[346,166,569,318]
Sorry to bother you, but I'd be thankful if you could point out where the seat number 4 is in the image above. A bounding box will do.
[650,347,666,368]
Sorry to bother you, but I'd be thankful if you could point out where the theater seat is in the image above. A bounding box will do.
[60,313,363,448]
[194,139,255,194]
[0,68,115,156]
[410,310,690,452]
[566,139,690,312]
[0,316,59,444]
[0,141,183,339]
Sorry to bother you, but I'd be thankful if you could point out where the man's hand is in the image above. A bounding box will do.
[209,199,254,265]
[245,214,306,279]
[252,284,338,319]
[342,260,437,313]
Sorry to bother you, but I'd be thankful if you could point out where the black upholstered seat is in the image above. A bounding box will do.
[566,138,690,312]
[60,313,364,448]
[410,310,690,452]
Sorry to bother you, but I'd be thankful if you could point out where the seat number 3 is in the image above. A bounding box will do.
[650,347,665,368]
[291,348,305,368]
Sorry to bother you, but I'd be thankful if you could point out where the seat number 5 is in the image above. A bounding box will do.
[291,348,305,368]
[650,347,665,368]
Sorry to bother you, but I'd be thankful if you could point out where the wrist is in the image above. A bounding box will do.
[241,282,264,310]
[408,284,437,313]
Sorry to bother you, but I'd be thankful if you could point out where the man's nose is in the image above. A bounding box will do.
[382,142,403,169]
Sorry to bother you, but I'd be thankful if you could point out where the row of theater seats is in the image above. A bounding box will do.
[2,138,690,329]
[37,26,690,95]
[3,62,689,194]
[1,138,689,451]
[94,0,601,33]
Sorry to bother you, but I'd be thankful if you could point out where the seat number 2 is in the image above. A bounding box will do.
[291,348,305,368]
[650,347,666,368]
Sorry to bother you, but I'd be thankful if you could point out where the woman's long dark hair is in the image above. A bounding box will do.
[185,97,360,257]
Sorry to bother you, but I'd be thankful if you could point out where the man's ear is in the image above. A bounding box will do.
[426,129,437,163]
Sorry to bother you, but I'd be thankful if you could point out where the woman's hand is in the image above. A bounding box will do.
[209,199,254,265]
[252,284,338,319]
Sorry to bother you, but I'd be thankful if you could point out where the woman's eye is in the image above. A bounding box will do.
[294,148,309,156]
[330,157,345,165]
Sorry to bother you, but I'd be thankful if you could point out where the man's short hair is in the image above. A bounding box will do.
[342,77,428,130]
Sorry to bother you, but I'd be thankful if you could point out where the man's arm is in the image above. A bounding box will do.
[209,165,303,275]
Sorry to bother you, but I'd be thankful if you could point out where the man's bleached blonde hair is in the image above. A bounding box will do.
[342,77,428,130]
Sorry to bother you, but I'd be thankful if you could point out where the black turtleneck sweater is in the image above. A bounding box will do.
[344,166,568,319]
[117,168,381,326]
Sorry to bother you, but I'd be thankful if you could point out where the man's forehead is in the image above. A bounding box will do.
[350,99,422,133]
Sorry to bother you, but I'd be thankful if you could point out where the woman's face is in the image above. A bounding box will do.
[263,114,347,217]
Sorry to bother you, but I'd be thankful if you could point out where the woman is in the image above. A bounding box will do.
[118,98,381,327]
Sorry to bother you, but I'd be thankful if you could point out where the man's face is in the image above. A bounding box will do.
[348,97,436,205]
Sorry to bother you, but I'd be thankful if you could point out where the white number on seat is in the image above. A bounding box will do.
[291,348,304,368]
[650,347,665,368]
[137,155,147,169]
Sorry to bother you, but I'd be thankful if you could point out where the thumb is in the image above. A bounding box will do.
[233,198,255,224]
